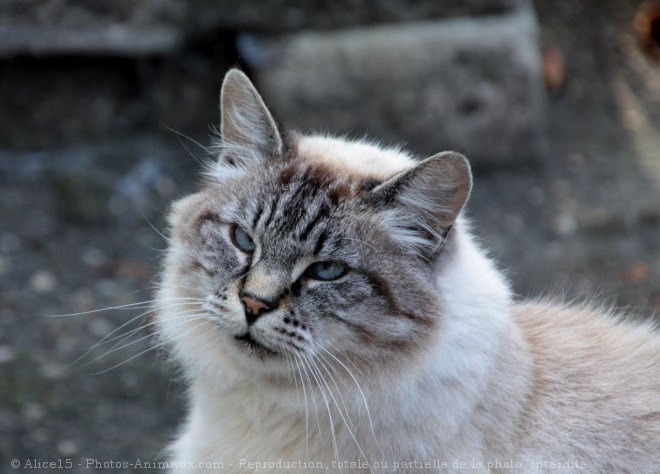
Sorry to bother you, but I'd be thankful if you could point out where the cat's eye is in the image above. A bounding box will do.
[306,261,347,281]
[231,225,256,253]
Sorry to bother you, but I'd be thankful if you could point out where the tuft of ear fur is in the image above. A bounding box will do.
[368,152,472,259]
[217,69,283,168]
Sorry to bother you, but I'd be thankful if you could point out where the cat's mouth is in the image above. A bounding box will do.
[234,332,279,357]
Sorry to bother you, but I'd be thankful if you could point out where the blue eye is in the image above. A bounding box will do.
[307,261,347,281]
[231,225,256,253]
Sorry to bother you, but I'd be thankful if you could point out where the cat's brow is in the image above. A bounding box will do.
[250,200,264,229]
[298,201,328,242]
[260,193,281,231]
[313,231,327,255]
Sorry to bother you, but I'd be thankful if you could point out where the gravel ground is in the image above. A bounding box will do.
[1,2,659,473]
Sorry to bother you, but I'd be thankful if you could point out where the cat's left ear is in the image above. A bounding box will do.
[368,152,472,258]
[219,69,283,162]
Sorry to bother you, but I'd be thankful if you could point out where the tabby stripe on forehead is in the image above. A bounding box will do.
[273,184,308,235]
[251,200,264,229]
[313,231,327,255]
[299,204,327,241]
[261,194,281,231]
[280,188,310,233]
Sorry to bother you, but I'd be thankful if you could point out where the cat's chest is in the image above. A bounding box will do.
[178,386,483,474]
[180,411,357,473]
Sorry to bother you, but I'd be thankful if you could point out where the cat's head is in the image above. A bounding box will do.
[157,69,472,381]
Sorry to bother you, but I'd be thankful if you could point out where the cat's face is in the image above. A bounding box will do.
[157,70,472,380]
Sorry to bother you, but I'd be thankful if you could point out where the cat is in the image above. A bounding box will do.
[154,69,660,473]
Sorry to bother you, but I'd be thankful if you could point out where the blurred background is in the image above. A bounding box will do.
[1,0,659,471]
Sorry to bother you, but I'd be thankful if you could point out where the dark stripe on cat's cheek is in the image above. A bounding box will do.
[325,313,413,351]
[363,270,434,328]
[325,312,374,340]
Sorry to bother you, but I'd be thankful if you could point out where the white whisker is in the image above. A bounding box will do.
[291,353,310,460]
[91,319,212,375]
[309,354,373,473]
[299,353,340,468]
[317,343,382,458]
[44,297,205,318]
[74,302,204,364]
[80,313,209,368]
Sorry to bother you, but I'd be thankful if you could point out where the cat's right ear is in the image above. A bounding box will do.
[367,152,472,259]
[218,69,283,165]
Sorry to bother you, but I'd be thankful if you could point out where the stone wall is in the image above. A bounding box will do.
[0,0,545,166]
[249,7,544,165]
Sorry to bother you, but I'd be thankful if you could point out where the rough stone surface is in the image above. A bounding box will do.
[0,52,230,151]
[251,8,546,167]
[0,0,524,56]
[0,0,185,56]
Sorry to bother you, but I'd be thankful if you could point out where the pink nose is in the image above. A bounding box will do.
[240,293,275,325]
[241,296,270,315]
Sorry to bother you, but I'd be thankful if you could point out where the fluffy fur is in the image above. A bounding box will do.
[155,69,660,473]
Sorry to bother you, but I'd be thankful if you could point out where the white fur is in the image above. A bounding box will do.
[158,218,525,473]
[298,134,415,179]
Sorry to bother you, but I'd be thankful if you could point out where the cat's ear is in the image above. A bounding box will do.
[368,152,472,258]
[219,69,283,162]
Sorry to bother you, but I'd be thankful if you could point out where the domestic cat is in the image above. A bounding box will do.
[155,69,660,473]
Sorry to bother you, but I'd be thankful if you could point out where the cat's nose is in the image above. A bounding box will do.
[239,292,275,325]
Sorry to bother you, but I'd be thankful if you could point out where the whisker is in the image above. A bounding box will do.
[90,319,211,375]
[290,353,310,459]
[90,307,205,355]
[309,355,372,473]
[79,313,209,368]
[141,213,171,245]
[298,354,337,464]
[160,122,212,159]
[325,342,367,380]
[316,345,383,462]
[44,297,205,318]
[300,354,340,469]
[123,283,202,297]
[285,353,302,411]
[77,301,203,355]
